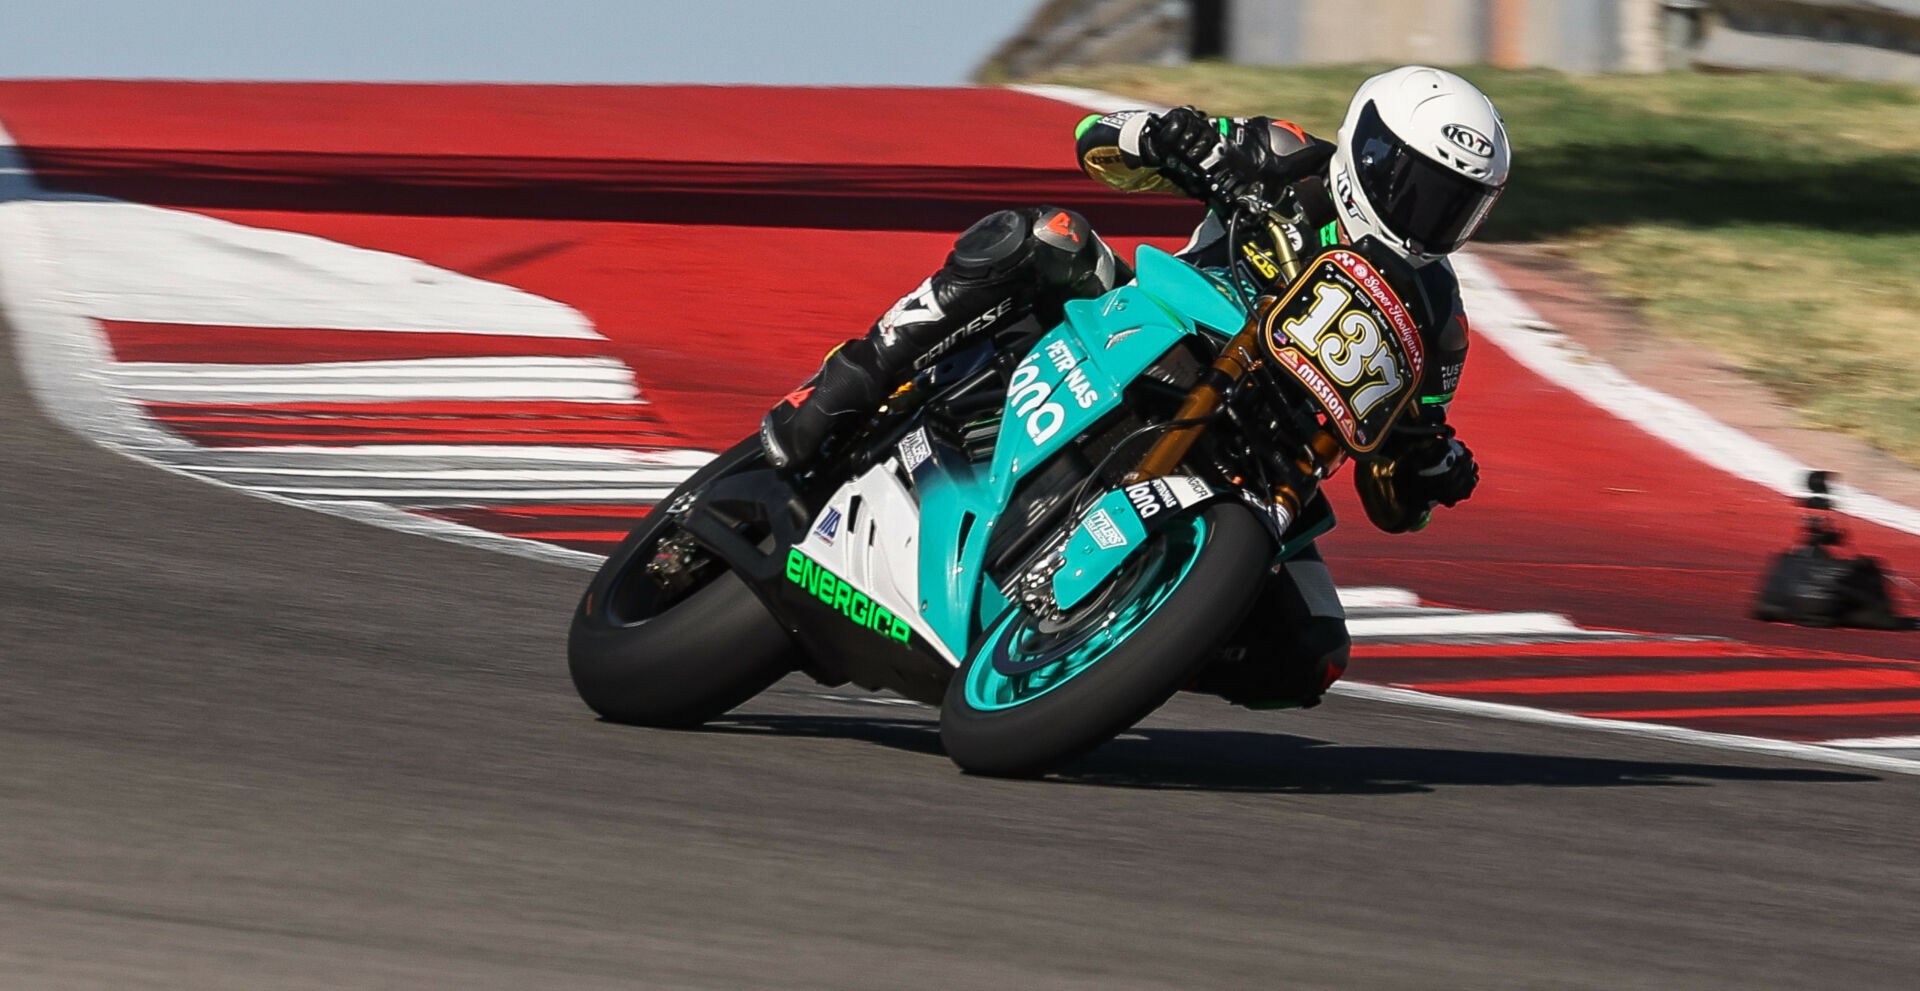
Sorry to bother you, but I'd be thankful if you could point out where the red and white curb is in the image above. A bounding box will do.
[0,123,703,569]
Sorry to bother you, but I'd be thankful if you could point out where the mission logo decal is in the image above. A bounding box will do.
[784,549,914,647]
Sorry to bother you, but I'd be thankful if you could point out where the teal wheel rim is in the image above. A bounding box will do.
[961,515,1209,712]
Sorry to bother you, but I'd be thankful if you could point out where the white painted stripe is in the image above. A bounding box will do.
[110,355,643,402]
[1009,83,1171,113]
[184,465,697,482]
[112,356,636,379]
[1818,735,1920,749]
[1,133,192,451]
[1450,253,1920,537]
[145,445,710,465]
[1348,611,1612,639]
[1335,586,1421,610]
[1331,682,1920,776]
[249,486,685,500]
[38,198,598,338]
[116,381,641,402]
[272,498,605,570]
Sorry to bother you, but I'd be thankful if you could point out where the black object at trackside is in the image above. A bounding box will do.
[1753,471,1913,630]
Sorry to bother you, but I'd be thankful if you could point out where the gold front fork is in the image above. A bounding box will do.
[1122,214,1343,528]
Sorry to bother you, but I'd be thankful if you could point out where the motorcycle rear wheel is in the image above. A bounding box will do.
[567,437,795,727]
[939,503,1269,777]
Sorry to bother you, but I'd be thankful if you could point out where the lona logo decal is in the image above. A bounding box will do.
[1008,340,1100,446]
[784,549,913,646]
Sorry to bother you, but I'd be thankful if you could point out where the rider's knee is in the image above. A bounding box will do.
[944,206,1118,295]
[949,209,1034,279]
[1027,206,1120,293]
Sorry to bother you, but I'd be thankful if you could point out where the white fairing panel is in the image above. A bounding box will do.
[794,460,957,663]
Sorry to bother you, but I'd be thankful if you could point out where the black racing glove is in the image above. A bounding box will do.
[1140,107,1336,209]
[1395,433,1480,510]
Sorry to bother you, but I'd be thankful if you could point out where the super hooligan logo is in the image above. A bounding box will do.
[784,549,914,647]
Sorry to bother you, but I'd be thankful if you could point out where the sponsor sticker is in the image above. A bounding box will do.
[878,277,942,347]
[1085,509,1128,550]
[1240,242,1279,280]
[1163,474,1213,507]
[1008,340,1100,447]
[814,506,842,546]
[1333,168,1362,220]
[1123,475,1210,521]
[897,428,932,472]
[1326,250,1426,380]
[1276,349,1356,435]
[784,549,913,647]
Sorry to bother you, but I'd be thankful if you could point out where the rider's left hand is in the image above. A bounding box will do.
[1396,434,1479,509]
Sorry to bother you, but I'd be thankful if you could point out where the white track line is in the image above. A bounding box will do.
[1450,254,1920,537]
[1335,586,1420,610]
[1348,610,1605,640]
[1331,682,1920,776]
[1818,735,1920,749]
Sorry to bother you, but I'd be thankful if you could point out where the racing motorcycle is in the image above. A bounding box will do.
[568,198,1430,776]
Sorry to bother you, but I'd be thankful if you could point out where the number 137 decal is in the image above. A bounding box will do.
[1282,282,1402,418]
[1259,250,1426,454]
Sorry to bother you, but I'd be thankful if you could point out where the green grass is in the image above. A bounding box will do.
[1034,63,1920,462]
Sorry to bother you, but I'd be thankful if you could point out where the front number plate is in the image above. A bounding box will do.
[1258,249,1425,454]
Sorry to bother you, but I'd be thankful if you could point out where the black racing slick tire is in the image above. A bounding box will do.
[939,503,1270,777]
[567,437,794,727]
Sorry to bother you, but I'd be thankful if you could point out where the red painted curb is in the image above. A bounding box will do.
[0,81,1192,234]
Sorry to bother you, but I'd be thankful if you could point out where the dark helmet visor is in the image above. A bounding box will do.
[1353,100,1502,255]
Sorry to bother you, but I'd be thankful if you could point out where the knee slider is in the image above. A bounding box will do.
[950,210,1032,277]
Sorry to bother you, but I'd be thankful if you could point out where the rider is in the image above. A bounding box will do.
[759,66,1510,706]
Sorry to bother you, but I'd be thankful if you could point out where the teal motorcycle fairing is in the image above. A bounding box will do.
[906,244,1301,660]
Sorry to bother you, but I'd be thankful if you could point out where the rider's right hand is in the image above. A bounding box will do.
[1139,106,1236,205]
[1141,107,1334,213]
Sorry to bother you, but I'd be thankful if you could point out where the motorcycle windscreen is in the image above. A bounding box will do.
[1257,248,1426,454]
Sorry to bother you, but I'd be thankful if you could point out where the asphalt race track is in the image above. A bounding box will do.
[8,312,1920,989]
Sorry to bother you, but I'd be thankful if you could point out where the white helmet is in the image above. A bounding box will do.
[1331,66,1510,265]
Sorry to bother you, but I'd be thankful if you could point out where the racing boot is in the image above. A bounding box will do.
[760,207,1121,471]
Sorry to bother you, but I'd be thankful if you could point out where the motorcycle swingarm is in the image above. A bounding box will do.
[673,467,812,585]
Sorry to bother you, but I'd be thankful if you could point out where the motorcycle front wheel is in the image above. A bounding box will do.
[939,503,1269,777]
